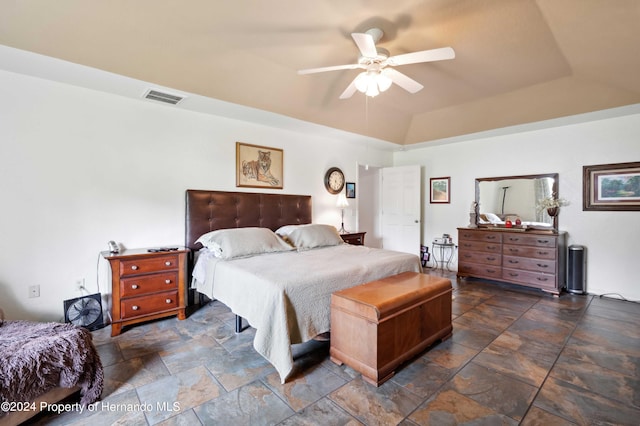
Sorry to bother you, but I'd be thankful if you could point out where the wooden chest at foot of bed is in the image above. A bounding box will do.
[330,272,452,386]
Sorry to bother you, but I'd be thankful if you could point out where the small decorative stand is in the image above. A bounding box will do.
[468,202,478,228]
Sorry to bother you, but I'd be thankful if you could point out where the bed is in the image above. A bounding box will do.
[185,190,422,383]
[0,309,104,425]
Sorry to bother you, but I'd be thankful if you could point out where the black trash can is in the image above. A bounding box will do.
[567,245,586,294]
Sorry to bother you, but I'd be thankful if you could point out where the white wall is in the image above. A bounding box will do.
[0,70,393,321]
[395,112,640,301]
[2,67,638,322]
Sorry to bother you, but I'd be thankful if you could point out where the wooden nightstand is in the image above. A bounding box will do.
[102,247,189,336]
[340,232,366,246]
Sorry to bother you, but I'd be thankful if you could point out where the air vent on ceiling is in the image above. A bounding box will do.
[143,89,185,105]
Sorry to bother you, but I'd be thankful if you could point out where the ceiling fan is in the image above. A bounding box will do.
[298,28,455,99]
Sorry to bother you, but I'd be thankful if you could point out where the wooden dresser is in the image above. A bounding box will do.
[457,228,566,295]
[103,247,188,336]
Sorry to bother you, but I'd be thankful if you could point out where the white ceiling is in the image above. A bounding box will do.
[1,0,639,146]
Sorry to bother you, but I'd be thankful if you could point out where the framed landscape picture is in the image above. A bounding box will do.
[583,161,640,211]
[236,142,283,189]
[430,177,451,204]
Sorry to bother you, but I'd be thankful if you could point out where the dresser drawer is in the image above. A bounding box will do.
[503,256,556,273]
[120,255,179,276]
[121,290,179,319]
[458,262,502,279]
[459,251,501,265]
[503,244,556,260]
[120,272,178,297]
[459,230,502,243]
[503,234,556,248]
[458,240,501,253]
[502,269,557,290]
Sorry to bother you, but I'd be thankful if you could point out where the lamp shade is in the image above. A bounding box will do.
[376,72,392,92]
[354,72,369,93]
[336,193,349,208]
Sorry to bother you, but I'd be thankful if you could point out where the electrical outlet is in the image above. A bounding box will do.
[75,278,85,291]
[28,285,40,298]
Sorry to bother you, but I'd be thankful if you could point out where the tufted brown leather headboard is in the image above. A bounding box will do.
[185,190,312,251]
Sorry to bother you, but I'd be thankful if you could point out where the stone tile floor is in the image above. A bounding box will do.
[29,271,640,425]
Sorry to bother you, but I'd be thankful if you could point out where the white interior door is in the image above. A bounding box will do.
[381,165,421,255]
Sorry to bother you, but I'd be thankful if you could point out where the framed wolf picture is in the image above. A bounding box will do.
[236,142,284,189]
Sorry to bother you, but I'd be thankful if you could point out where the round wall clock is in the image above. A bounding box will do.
[324,167,345,194]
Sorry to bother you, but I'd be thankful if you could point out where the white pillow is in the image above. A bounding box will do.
[285,224,344,250]
[196,227,293,259]
[484,212,503,224]
[274,224,302,238]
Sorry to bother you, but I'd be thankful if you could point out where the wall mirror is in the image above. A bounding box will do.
[475,173,559,230]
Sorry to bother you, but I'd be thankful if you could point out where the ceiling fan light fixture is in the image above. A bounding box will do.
[376,73,392,92]
[354,72,369,93]
[365,83,380,97]
[354,70,389,97]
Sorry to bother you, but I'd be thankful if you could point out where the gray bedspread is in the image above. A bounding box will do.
[192,244,422,382]
[0,320,104,412]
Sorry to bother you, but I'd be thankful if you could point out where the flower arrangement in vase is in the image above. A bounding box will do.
[537,195,569,217]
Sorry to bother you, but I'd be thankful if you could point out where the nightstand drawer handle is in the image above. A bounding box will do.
[131,265,139,270]
[165,279,171,284]
[132,305,139,310]
[165,261,171,266]
[165,299,172,304]
[131,284,139,289]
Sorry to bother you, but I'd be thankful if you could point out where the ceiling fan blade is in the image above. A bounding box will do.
[297,63,360,75]
[339,79,358,99]
[351,32,378,58]
[383,68,424,93]
[388,47,455,66]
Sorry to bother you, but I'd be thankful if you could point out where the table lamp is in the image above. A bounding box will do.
[336,193,349,234]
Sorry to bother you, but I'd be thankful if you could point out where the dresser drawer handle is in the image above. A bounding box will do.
[537,277,549,282]
[463,254,472,259]
[509,237,519,242]
[132,305,139,310]
[165,261,172,266]
[165,279,171,284]
[486,236,496,240]
[537,239,550,244]
[165,299,172,304]
[487,245,497,250]
[508,260,518,264]
[131,284,139,289]
[487,257,496,261]
[487,269,496,273]
[463,243,472,248]
[509,248,519,253]
[508,273,519,277]
[537,251,549,255]
[131,265,139,270]
[536,264,549,268]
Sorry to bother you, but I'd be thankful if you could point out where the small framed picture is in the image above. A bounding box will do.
[236,142,283,189]
[345,182,356,198]
[430,177,451,204]
[583,161,640,211]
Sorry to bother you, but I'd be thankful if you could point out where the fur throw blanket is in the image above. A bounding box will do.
[0,320,104,409]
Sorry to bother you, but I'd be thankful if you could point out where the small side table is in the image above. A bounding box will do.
[102,247,189,336]
[431,242,456,271]
[340,232,366,246]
